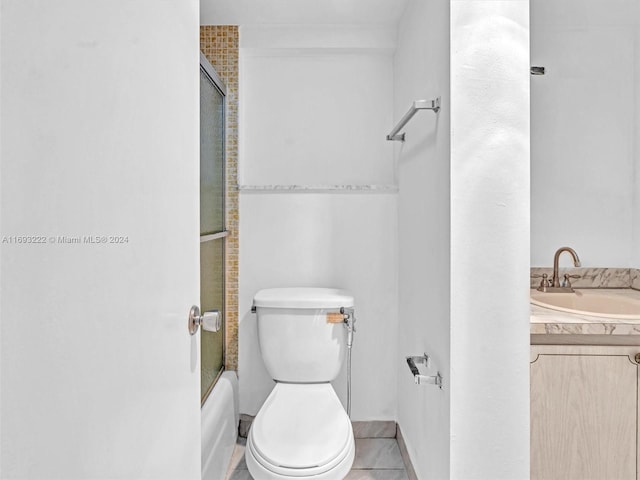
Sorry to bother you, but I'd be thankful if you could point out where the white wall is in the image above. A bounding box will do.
[635,21,640,267]
[632,5,640,268]
[394,0,451,478]
[450,2,530,479]
[201,0,408,26]
[1,1,201,479]
[395,2,530,478]
[238,26,398,421]
[239,26,395,186]
[531,0,639,267]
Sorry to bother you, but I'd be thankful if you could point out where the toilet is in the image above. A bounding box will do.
[246,287,356,480]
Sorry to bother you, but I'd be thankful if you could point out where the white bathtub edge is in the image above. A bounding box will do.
[202,371,239,480]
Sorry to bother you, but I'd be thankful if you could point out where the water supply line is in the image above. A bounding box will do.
[340,307,356,418]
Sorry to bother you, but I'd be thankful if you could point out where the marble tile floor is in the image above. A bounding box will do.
[225,437,409,480]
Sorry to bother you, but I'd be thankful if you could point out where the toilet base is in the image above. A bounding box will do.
[245,429,355,480]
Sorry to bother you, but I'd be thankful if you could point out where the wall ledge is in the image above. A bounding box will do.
[238,184,399,193]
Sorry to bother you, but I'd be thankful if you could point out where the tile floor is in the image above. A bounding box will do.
[225,437,409,480]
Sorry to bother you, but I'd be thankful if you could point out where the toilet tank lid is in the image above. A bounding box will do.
[253,288,354,309]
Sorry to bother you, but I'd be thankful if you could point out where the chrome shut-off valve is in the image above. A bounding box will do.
[340,307,356,348]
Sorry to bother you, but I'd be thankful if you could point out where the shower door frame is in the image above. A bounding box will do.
[200,52,228,404]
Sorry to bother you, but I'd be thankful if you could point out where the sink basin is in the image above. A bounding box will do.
[530,290,640,319]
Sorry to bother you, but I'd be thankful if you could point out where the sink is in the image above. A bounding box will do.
[530,290,640,320]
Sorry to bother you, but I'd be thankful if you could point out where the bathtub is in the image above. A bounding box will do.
[202,371,239,480]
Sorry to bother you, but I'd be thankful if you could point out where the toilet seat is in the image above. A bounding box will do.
[246,382,355,479]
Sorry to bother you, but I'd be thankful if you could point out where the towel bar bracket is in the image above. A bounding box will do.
[414,98,440,113]
[387,97,441,142]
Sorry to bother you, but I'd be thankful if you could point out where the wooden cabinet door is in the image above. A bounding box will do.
[531,345,638,480]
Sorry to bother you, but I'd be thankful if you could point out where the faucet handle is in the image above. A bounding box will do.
[563,274,581,288]
[531,273,550,290]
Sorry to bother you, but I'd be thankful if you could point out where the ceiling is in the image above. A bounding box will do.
[200,0,409,26]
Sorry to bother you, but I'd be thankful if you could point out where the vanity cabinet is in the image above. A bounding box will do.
[531,345,639,480]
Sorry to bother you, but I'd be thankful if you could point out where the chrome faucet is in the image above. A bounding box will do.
[536,246,581,293]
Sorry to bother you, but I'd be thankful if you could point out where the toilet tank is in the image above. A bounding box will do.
[253,288,354,383]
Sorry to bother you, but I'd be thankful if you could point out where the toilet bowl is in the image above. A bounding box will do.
[245,383,355,479]
[247,288,356,480]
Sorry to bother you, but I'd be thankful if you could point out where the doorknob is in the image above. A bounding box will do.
[188,306,222,335]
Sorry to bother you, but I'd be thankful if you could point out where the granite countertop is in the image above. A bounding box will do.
[530,288,640,337]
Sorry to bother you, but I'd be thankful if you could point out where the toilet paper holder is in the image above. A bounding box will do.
[406,353,442,388]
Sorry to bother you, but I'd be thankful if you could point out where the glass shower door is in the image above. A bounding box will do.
[200,54,226,402]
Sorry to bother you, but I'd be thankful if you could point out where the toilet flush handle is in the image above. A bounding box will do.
[188,306,222,335]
